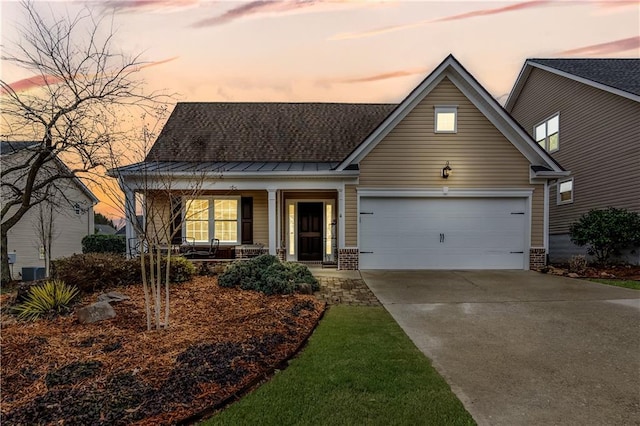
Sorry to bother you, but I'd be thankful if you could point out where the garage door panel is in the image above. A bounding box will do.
[359,197,527,270]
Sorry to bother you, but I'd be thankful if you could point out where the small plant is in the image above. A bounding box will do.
[13,280,79,321]
[570,208,640,265]
[568,255,588,275]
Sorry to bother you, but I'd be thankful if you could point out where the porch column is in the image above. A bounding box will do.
[267,188,277,255]
[124,186,137,259]
[338,187,345,248]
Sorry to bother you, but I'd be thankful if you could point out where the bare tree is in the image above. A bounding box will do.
[104,109,213,331]
[0,1,165,285]
[33,200,57,277]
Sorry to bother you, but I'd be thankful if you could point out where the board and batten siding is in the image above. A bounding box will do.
[345,77,544,246]
[509,67,640,234]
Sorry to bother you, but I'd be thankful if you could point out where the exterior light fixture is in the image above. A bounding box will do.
[441,161,452,179]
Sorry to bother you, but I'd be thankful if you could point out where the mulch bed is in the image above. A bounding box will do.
[544,264,640,280]
[0,277,326,425]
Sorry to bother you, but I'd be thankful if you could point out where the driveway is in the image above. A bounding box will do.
[361,270,640,426]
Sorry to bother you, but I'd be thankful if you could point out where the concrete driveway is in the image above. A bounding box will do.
[361,270,640,426]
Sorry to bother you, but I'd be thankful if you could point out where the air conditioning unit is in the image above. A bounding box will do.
[22,267,45,282]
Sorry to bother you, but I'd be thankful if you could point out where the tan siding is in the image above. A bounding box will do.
[147,190,269,245]
[356,77,543,247]
[359,78,533,188]
[345,185,357,246]
[510,68,640,234]
[531,185,544,246]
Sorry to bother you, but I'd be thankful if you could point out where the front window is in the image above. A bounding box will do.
[557,178,573,204]
[535,114,559,152]
[435,106,457,133]
[184,197,239,244]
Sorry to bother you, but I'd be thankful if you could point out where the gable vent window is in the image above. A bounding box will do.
[435,106,457,133]
[535,113,559,152]
[557,178,573,205]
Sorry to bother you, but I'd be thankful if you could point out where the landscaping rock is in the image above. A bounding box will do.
[76,302,116,324]
[567,273,580,278]
[97,291,130,304]
[296,283,313,295]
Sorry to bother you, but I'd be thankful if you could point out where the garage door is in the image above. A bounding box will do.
[359,197,527,270]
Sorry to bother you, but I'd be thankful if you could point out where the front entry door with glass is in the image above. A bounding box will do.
[297,202,323,261]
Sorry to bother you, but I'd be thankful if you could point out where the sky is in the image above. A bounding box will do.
[1,0,639,219]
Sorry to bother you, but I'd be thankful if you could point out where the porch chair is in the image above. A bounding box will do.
[183,238,219,259]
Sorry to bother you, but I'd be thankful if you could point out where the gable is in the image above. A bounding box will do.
[359,77,531,187]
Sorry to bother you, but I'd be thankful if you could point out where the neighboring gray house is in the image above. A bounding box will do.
[1,142,98,280]
[506,59,640,264]
[95,224,117,235]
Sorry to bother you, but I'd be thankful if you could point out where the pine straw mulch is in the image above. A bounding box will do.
[543,264,640,280]
[0,277,326,425]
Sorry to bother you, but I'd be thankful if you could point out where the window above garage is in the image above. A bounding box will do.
[435,106,457,133]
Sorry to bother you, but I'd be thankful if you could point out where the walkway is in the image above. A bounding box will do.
[310,268,380,306]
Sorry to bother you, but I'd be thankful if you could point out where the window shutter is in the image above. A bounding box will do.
[170,196,182,245]
[241,197,253,244]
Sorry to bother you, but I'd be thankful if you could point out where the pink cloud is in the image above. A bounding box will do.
[1,74,65,95]
[191,0,321,28]
[331,0,554,41]
[1,57,179,95]
[104,0,200,13]
[559,36,640,55]
[320,67,429,86]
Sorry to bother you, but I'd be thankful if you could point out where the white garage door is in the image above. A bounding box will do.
[359,197,527,270]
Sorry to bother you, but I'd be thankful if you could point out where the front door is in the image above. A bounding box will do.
[298,202,323,261]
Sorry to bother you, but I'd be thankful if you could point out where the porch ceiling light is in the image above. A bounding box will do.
[441,161,452,179]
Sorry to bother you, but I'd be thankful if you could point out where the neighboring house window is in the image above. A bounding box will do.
[435,106,457,133]
[74,203,82,215]
[534,113,559,152]
[557,178,573,204]
[184,197,239,244]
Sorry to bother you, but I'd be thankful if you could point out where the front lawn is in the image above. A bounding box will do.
[205,305,475,425]
[0,277,324,425]
[588,279,640,290]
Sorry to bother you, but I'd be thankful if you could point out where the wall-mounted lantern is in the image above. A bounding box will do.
[441,161,452,179]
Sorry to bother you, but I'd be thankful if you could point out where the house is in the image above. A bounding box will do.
[1,142,98,279]
[505,59,640,264]
[114,55,567,270]
[95,224,117,235]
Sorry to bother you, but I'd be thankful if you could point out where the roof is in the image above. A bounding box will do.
[0,141,38,155]
[506,58,640,109]
[146,102,396,163]
[0,141,99,204]
[95,224,117,235]
[338,54,566,175]
[115,161,344,176]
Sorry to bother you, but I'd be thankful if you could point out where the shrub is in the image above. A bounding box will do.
[13,280,79,321]
[52,253,139,294]
[568,255,588,274]
[218,255,318,295]
[82,234,126,255]
[570,208,640,265]
[140,255,196,283]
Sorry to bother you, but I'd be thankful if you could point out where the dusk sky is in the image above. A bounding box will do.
[1,0,639,219]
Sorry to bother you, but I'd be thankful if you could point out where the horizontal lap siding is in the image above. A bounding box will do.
[352,77,543,246]
[345,185,357,246]
[509,68,640,234]
[147,190,268,245]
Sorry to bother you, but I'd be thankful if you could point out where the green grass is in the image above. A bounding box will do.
[204,305,475,426]
[588,279,640,290]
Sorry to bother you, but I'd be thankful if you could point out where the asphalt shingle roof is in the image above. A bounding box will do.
[146,102,396,163]
[529,58,640,96]
[0,141,37,155]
